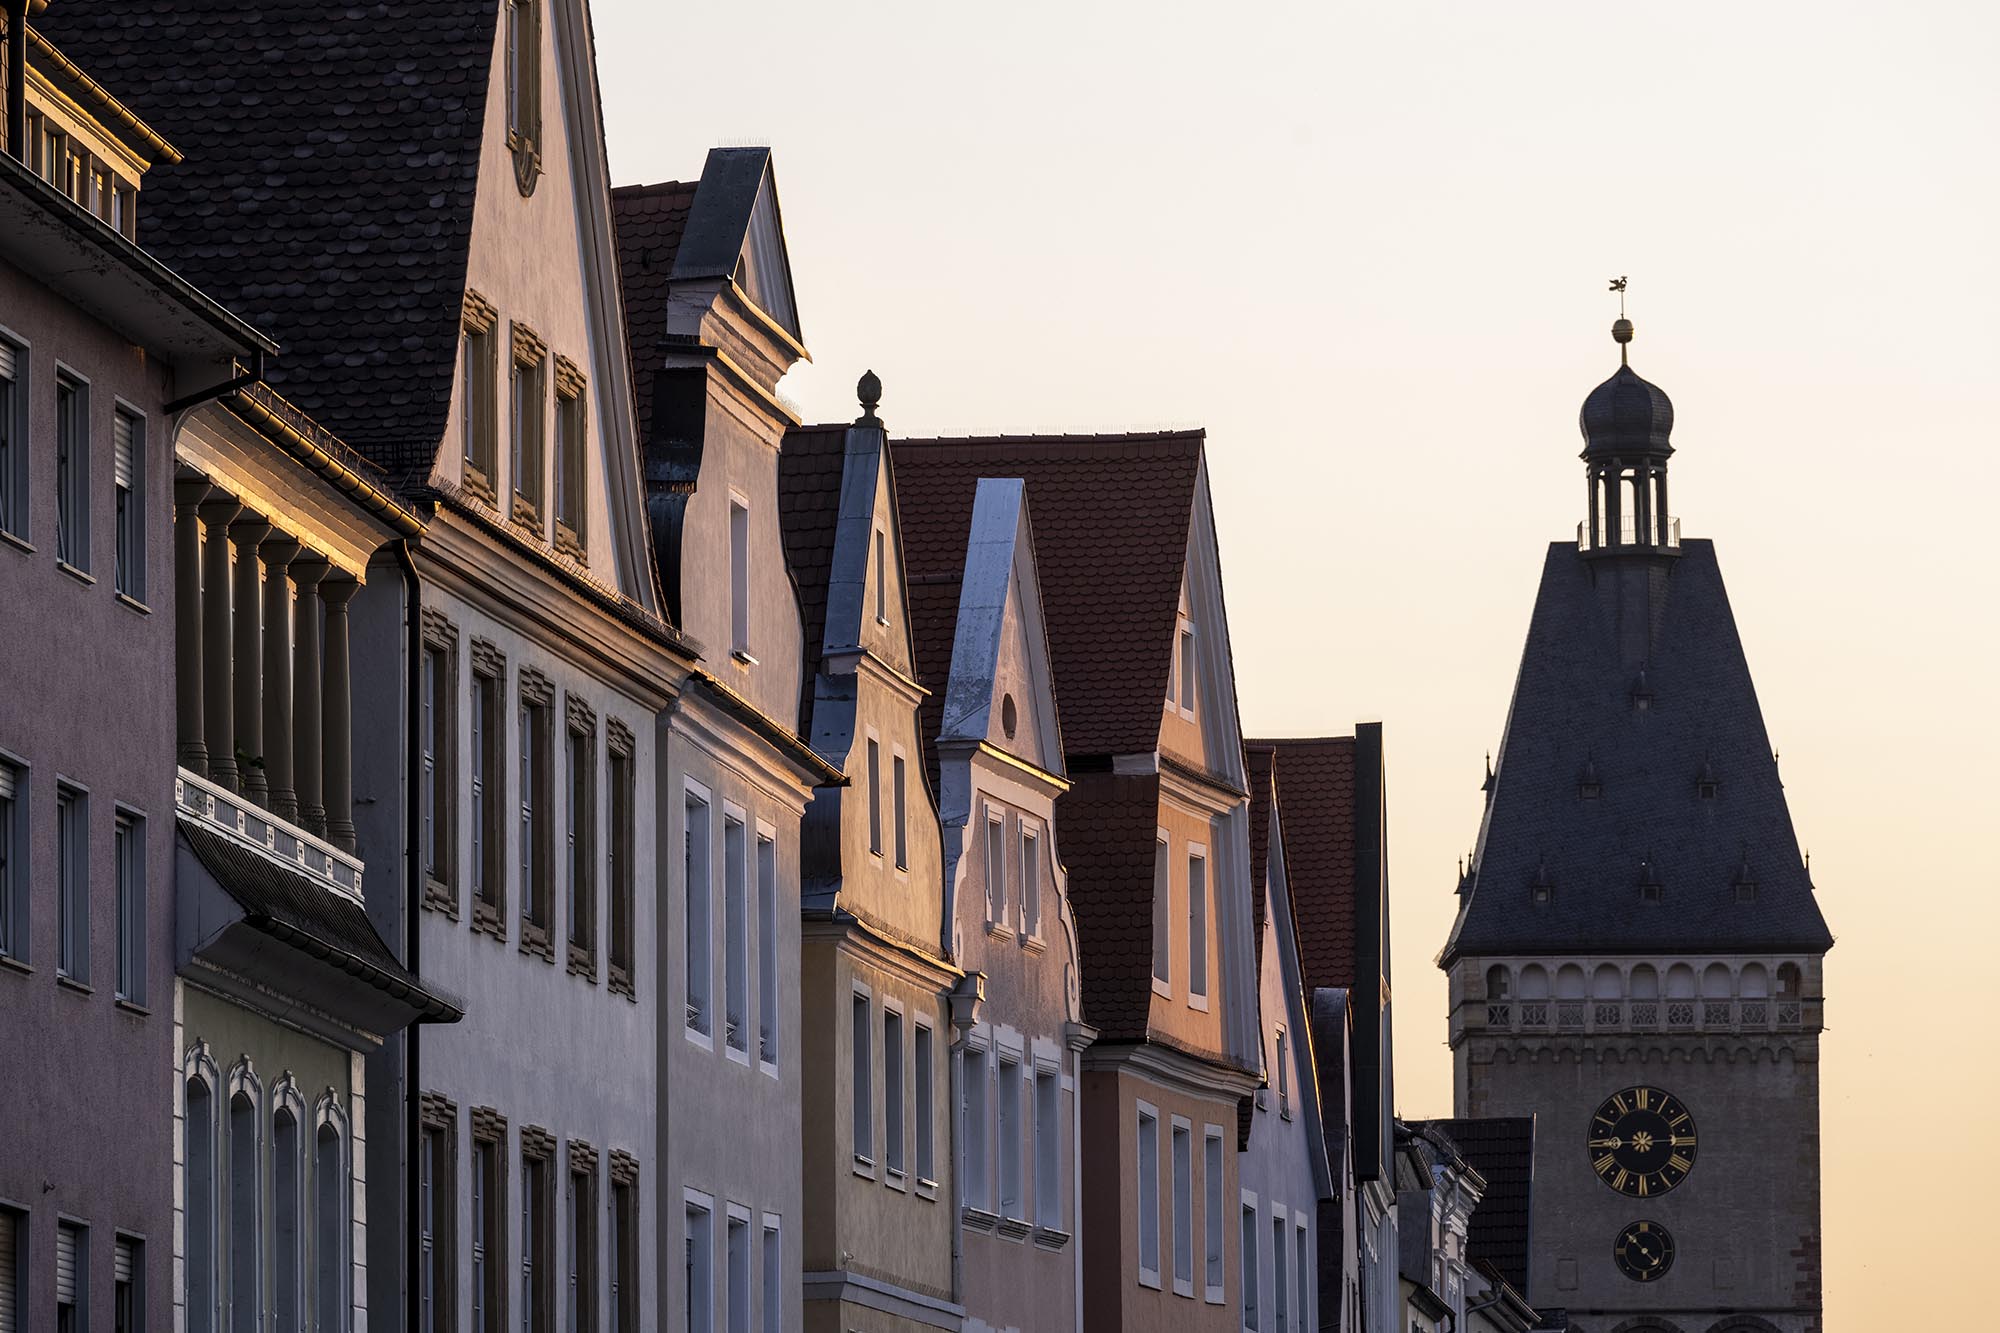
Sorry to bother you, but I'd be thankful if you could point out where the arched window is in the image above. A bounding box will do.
[1777,963,1802,998]
[1518,966,1550,1000]
[227,1064,262,1333]
[1556,964,1586,999]
[1630,965,1659,999]
[1701,963,1733,998]
[185,1055,219,1333]
[273,1082,306,1331]
[316,1105,349,1333]
[1591,964,1622,999]
[1665,964,1696,998]
[1485,966,1510,1000]
[1739,964,1769,998]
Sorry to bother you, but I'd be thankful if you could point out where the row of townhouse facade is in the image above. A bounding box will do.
[0,4,1559,1333]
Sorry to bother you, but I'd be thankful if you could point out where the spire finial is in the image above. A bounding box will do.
[856,369,882,424]
[1609,275,1633,366]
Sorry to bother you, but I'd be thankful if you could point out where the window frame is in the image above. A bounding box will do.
[553,357,588,556]
[518,673,555,960]
[914,1021,936,1189]
[606,726,636,999]
[111,404,144,601]
[754,825,778,1072]
[607,1154,639,1333]
[758,1216,782,1333]
[891,749,908,873]
[1170,1116,1194,1296]
[1151,831,1172,997]
[728,494,752,662]
[724,1207,750,1333]
[864,735,882,857]
[470,1110,508,1333]
[55,1217,87,1333]
[850,986,874,1175]
[565,702,598,981]
[683,1191,714,1333]
[55,366,90,573]
[1240,1193,1260,1333]
[520,1127,556,1333]
[420,618,460,911]
[984,805,1009,935]
[1203,1126,1227,1303]
[683,781,714,1044]
[0,328,27,541]
[460,294,500,500]
[56,780,88,984]
[469,645,507,937]
[504,0,544,195]
[509,323,548,525]
[417,1095,458,1333]
[960,1039,990,1212]
[1135,1103,1162,1288]
[1187,844,1210,1010]
[722,807,749,1059]
[882,1002,906,1183]
[113,806,144,1006]
[1018,818,1042,940]
[996,1051,1022,1221]
[565,1141,597,1333]
[1032,1064,1060,1231]
[0,754,24,964]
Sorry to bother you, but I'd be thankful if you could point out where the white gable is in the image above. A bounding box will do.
[735,172,801,342]
[940,479,1064,776]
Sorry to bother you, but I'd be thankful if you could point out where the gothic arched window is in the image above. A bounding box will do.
[184,1049,221,1333]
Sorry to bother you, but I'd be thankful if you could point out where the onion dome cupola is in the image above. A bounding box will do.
[1579,297,1680,556]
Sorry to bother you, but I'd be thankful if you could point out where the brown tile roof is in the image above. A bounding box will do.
[892,465,979,793]
[610,179,697,444]
[891,432,1202,760]
[1053,771,1167,1040]
[1253,737,1360,991]
[776,424,852,732]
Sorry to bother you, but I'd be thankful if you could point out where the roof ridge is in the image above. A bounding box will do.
[611,178,696,200]
[895,429,1206,449]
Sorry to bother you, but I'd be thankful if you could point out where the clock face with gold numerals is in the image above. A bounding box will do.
[1613,1219,1676,1282]
[1588,1085,1698,1197]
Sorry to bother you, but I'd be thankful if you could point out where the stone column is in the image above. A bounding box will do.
[260,537,302,821]
[198,496,243,790]
[229,516,272,804]
[174,481,211,774]
[1655,469,1671,543]
[319,575,358,853]
[292,556,329,839]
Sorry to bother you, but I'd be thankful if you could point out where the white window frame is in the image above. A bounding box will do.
[111,400,145,602]
[984,805,1010,936]
[960,1037,990,1212]
[1187,843,1209,1010]
[996,1050,1023,1221]
[1151,831,1172,997]
[1170,1115,1194,1297]
[684,1191,714,1333]
[1136,1101,1161,1289]
[1032,1062,1060,1230]
[882,1000,906,1185]
[865,733,882,857]
[1275,1025,1291,1119]
[1176,617,1197,721]
[758,1215,782,1333]
[754,821,779,1075]
[1203,1125,1227,1302]
[914,1020,937,1192]
[1240,1190,1261,1333]
[1271,1203,1289,1333]
[850,985,875,1176]
[722,804,749,1061]
[1018,817,1042,940]
[683,780,714,1047]
[872,528,888,625]
[728,493,753,662]
[891,747,909,873]
[1293,1210,1311,1333]
[724,1204,751,1333]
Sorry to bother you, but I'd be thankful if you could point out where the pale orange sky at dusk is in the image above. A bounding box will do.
[596,3,1998,1324]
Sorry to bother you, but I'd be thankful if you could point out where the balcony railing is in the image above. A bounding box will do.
[1577,516,1681,553]
[1470,993,1811,1037]
[177,767,362,902]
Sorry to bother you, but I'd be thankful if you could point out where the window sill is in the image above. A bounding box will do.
[57,560,95,586]
[0,953,33,977]
[759,1057,780,1080]
[725,1044,751,1068]
[730,649,759,667]
[916,1178,939,1201]
[0,529,33,556]
[1171,1279,1194,1299]
[1203,1286,1225,1305]
[684,1024,714,1052]
[1152,978,1173,1000]
[984,920,1015,943]
[961,1206,999,1234]
[114,591,151,616]
[1137,1270,1162,1292]
[1019,933,1046,955]
[851,1155,877,1181]
[1188,994,1210,1014]
[884,1167,907,1192]
[115,996,151,1016]
[996,1216,1031,1243]
[1032,1225,1071,1252]
[56,973,94,996]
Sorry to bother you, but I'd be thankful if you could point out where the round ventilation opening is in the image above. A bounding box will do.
[1001,694,1018,739]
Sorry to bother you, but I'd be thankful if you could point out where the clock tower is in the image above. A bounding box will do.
[1440,318,1834,1333]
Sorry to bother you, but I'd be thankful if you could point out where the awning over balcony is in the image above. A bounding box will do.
[176,818,462,1042]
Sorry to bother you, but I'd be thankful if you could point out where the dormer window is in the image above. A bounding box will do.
[1578,757,1602,800]
[1638,858,1664,904]
[1531,858,1554,906]
[1696,755,1720,801]
[505,0,544,196]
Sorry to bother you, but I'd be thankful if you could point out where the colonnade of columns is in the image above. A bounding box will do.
[173,479,358,851]
[1584,460,1671,551]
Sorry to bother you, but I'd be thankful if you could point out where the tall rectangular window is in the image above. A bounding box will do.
[851,991,872,1164]
[759,1221,781,1333]
[1020,826,1040,937]
[421,644,453,888]
[891,754,907,871]
[0,1208,20,1333]
[883,1009,905,1176]
[608,743,635,996]
[960,1046,988,1210]
[461,306,499,495]
[522,1143,553,1333]
[985,812,1006,927]
[1188,852,1208,1000]
[554,365,587,551]
[56,1219,85,1333]
[1204,1130,1225,1301]
[56,373,88,569]
[1275,1027,1290,1118]
[872,529,887,624]
[914,1023,935,1183]
[684,1199,713,1333]
[1172,1122,1193,1293]
[1152,836,1171,988]
[511,334,546,517]
[865,740,882,856]
[57,784,87,982]
[1241,1203,1260,1331]
[728,499,750,657]
[567,721,596,974]
[113,409,142,599]
[756,834,777,1065]
[472,1131,506,1333]
[1271,1213,1288,1333]
[1294,1220,1309,1333]
[0,337,23,538]
[725,1214,748,1333]
[113,1234,139,1333]
[996,1056,1021,1219]
[684,791,712,1036]
[0,761,20,963]
[520,694,553,949]
[1178,624,1196,710]
[114,810,143,1004]
[471,665,504,927]
[418,1117,455,1333]
[1136,1109,1160,1285]
[723,815,747,1053]
[1033,1068,1059,1229]
[609,1166,637,1333]
[567,1156,596,1333]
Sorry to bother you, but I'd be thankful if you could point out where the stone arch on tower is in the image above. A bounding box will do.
[1609,1319,1687,1333]
[1704,1318,1782,1333]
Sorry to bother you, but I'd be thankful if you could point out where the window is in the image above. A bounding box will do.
[685,790,712,1036]
[1275,1026,1290,1119]
[56,1221,85,1333]
[421,643,452,889]
[113,1235,139,1333]
[608,1160,637,1333]
[471,660,505,930]
[554,363,587,551]
[851,991,872,1165]
[997,1055,1021,1219]
[725,1213,749,1333]
[57,783,87,982]
[608,742,635,996]
[684,1197,713,1333]
[271,1109,303,1328]
[461,300,499,495]
[567,718,597,976]
[113,410,142,598]
[186,1076,217,1333]
[115,811,143,1004]
[872,529,887,624]
[1203,1130,1225,1301]
[230,1089,259,1333]
[0,1207,21,1333]
[1271,1213,1289,1333]
[313,1119,346,1333]
[1033,1068,1059,1229]
[567,1151,596,1333]
[985,810,1006,928]
[960,1046,988,1210]
[883,1009,905,1176]
[471,1121,507,1333]
[0,336,24,538]
[756,834,777,1065]
[866,739,882,856]
[1294,1220,1309,1333]
[914,1024,935,1184]
[1172,1121,1193,1294]
[521,1136,554,1333]
[520,689,553,952]
[56,372,88,569]
[0,760,20,962]
[1179,623,1196,711]
[1240,1202,1259,1331]
[1019,825,1040,937]
[511,329,546,517]
[504,0,543,194]
[759,1220,781,1333]
[1136,1108,1160,1286]
[1187,851,1208,1002]
[722,815,748,1053]
[418,1106,455,1333]
[1152,836,1170,989]
[729,499,750,657]
[891,754,907,871]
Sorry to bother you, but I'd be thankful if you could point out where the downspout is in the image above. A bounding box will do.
[395,536,424,1333]
[163,349,268,415]
[1463,1288,1505,1331]
[4,0,26,161]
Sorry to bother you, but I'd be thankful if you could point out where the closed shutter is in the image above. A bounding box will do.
[113,414,135,489]
[114,1236,134,1285]
[0,1211,17,1333]
[0,342,15,381]
[55,1225,77,1305]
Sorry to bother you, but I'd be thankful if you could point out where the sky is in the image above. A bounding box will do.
[595,2,1999,1324]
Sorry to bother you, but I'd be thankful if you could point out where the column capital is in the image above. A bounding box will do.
[197,495,243,527]
[290,554,331,590]
[259,534,304,567]
[228,514,274,549]
[175,477,215,510]
[318,574,360,607]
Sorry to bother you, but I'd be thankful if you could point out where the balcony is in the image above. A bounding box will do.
[1577,516,1680,554]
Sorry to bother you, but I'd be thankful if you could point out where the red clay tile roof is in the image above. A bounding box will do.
[1053,771,1167,1040]
[892,432,1202,760]
[1253,737,1360,991]
[611,180,697,444]
[1246,744,1277,982]
[776,424,853,733]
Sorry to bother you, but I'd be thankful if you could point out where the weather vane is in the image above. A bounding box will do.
[1608,275,1633,363]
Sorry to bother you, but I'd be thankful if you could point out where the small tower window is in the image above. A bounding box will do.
[1530,858,1554,906]
[1638,857,1663,904]
[1578,757,1602,800]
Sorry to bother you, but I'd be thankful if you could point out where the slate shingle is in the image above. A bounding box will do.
[610,179,697,444]
[1427,1116,1538,1296]
[776,424,853,734]
[1255,737,1360,992]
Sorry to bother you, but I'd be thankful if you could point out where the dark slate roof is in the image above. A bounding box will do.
[776,424,853,733]
[1245,744,1277,982]
[892,433,1202,759]
[611,179,697,445]
[1581,362,1674,458]
[1054,771,1167,1041]
[1429,1116,1537,1294]
[895,483,976,798]
[1254,737,1359,990]
[179,820,459,1020]
[1443,541,1835,962]
[36,0,499,485]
